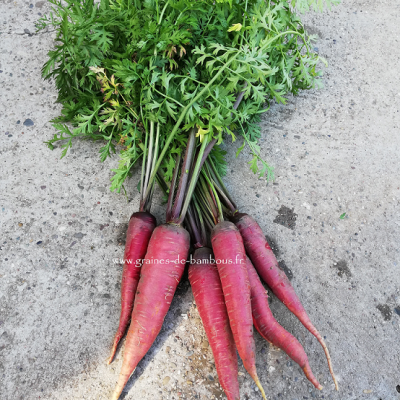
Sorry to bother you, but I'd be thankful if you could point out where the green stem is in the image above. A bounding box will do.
[196,185,215,223]
[260,30,306,51]
[202,169,223,223]
[199,174,218,223]
[149,123,160,179]
[143,120,154,196]
[143,122,160,212]
[240,0,248,47]
[156,171,169,196]
[210,175,236,214]
[207,158,236,209]
[193,196,207,246]
[177,134,209,225]
[143,51,240,201]
[153,87,184,107]
[194,192,215,231]
[158,0,170,24]
[166,154,181,221]
[139,126,149,208]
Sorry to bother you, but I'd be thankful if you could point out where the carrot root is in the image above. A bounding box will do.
[233,212,338,389]
[313,334,338,391]
[254,376,268,400]
[303,364,323,391]
[189,247,240,400]
[246,256,323,390]
[108,336,122,365]
[108,212,156,365]
[211,221,266,399]
[111,223,190,400]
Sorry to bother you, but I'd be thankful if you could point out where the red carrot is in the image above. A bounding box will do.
[245,256,322,390]
[232,212,338,390]
[189,247,240,400]
[108,211,156,364]
[211,221,267,400]
[111,223,190,400]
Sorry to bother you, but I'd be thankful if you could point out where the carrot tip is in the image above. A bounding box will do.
[108,348,117,365]
[254,378,268,400]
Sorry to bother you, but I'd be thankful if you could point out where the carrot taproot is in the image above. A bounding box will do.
[245,256,322,390]
[188,247,240,400]
[211,221,267,400]
[108,211,156,364]
[111,223,190,400]
[232,212,338,390]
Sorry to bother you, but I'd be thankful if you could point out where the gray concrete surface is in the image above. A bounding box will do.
[1,0,400,399]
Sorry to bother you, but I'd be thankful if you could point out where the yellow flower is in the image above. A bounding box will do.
[196,125,209,142]
[228,23,242,32]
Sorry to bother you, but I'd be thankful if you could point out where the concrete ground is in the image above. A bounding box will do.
[1,0,400,399]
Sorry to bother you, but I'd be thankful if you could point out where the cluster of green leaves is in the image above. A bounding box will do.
[39,0,330,192]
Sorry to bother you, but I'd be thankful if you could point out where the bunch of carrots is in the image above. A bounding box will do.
[39,0,340,398]
[107,132,338,400]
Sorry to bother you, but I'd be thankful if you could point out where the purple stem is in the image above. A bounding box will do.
[233,82,248,111]
[170,129,197,221]
[186,205,204,248]
[166,153,181,222]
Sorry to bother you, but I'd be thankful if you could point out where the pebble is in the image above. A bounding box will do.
[23,119,34,127]
[18,223,23,227]
[165,346,171,354]
[40,185,46,190]
[201,339,209,348]
[24,28,31,34]
[207,375,214,381]
[363,389,373,394]
[162,376,170,386]
[186,351,194,357]
[74,232,84,239]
